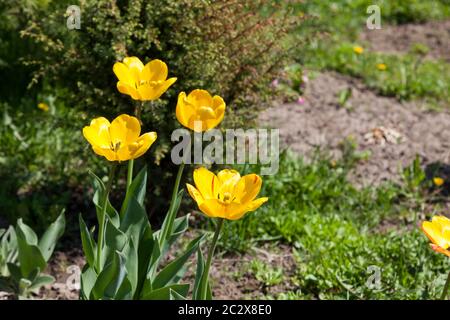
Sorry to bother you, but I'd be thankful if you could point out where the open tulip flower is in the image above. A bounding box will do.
[187,167,268,220]
[421,215,450,257]
[113,57,177,101]
[176,89,226,132]
[83,114,157,162]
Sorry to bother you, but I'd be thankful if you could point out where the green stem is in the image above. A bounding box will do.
[159,162,185,247]
[200,218,224,300]
[96,164,116,272]
[126,159,134,190]
[441,270,450,300]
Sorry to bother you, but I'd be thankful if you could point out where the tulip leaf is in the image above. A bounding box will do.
[105,219,127,252]
[90,251,128,300]
[159,189,185,246]
[90,171,120,228]
[80,265,97,300]
[121,237,138,296]
[120,196,147,243]
[134,223,155,299]
[152,235,203,290]
[79,214,96,268]
[15,223,46,278]
[16,219,38,245]
[38,211,65,261]
[193,247,212,300]
[140,283,189,300]
[120,166,147,217]
[29,274,54,292]
[170,288,187,300]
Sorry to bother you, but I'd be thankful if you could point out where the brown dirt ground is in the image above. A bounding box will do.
[25,240,296,300]
[259,71,450,186]
[360,20,450,61]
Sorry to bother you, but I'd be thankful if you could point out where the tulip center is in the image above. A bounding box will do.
[219,192,234,204]
[110,141,121,152]
[197,106,216,120]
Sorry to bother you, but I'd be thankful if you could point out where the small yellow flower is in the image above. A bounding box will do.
[113,57,177,101]
[187,167,268,220]
[353,46,364,55]
[38,103,49,112]
[176,89,226,132]
[376,63,387,71]
[83,114,157,162]
[421,216,450,258]
[433,177,444,187]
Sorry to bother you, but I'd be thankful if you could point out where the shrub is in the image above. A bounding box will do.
[20,0,301,216]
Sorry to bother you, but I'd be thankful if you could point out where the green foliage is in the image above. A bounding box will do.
[79,166,204,300]
[295,0,450,37]
[218,151,399,252]
[218,152,449,299]
[0,211,65,298]
[23,0,298,155]
[12,0,301,217]
[0,101,99,229]
[249,260,284,287]
[303,42,450,106]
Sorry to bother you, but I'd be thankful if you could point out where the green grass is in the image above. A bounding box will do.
[215,151,450,299]
[303,42,450,106]
[294,0,450,38]
[286,0,450,107]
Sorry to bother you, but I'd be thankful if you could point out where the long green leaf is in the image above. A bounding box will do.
[120,166,147,217]
[79,214,96,268]
[152,235,203,290]
[141,283,189,300]
[15,223,46,278]
[90,251,128,300]
[38,211,65,261]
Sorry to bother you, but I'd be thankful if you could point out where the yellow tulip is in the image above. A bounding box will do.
[113,57,177,101]
[376,63,387,71]
[433,177,444,187]
[353,46,364,54]
[38,102,49,112]
[176,89,226,132]
[421,216,450,258]
[186,167,268,220]
[83,114,157,162]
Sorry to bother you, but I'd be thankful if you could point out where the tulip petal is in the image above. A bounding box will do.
[422,221,448,249]
[217,169,241,196]
[205,105,225,130]
[109,114,141,146]
[82,117,111,149]
[117,81,140,100]
[176,92,194,128]
[198,199,226,218]
[142,59,168,82]
[113,62,134,86]
[187,89,214,108]
[236,174,263,203]
[193,167,219,199]
[92,146,117,162]
[186,183,204,205]
[430,244,450,257]
[123,56,144,83]
[129,132,157,160]
[212,95,226,110]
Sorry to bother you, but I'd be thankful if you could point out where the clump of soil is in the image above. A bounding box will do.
[259,72,450,186]
[360,20,450,61]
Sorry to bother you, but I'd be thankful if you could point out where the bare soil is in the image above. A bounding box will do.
[28,242,296,300]
[259,71,450,186]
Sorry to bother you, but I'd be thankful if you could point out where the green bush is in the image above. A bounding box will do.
[19,0,300,217]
